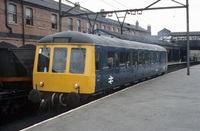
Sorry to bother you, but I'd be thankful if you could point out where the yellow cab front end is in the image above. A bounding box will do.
[29,43,96,106]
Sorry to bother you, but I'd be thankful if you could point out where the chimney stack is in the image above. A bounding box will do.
[75,2,80,9]
[136,21,139,29]
[100,9,106,17]
[147,25,151,33]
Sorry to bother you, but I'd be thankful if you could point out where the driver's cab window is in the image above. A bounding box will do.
[52,48,67,73]
[37,47,51,72]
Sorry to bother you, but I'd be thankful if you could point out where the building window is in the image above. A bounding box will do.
[94,24,98,30]
[112,27,115,32]
[102,25,106,30]
[26,8,33,26]
[68,18,73,31]
[87,22,90,33]
[51,14,57,29]
[8,4,17,23]
[76,20,81,32]
[116,28,119,32]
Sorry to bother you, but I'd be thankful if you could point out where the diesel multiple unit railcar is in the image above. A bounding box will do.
[29,31,167,107]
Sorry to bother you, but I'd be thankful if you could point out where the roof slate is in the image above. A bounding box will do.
[22,0,148,32]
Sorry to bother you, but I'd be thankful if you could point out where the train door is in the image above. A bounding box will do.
[95,48,103,92]
[125,52,131,83]
[130,51,137,81]
[118,52,126,83]
[101,50,116,90]
[95,51,102,92]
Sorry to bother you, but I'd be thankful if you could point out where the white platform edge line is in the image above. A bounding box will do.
[20,67,187,131]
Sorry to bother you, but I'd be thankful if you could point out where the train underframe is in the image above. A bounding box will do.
[0,88,31,119]
[28,70,166,113]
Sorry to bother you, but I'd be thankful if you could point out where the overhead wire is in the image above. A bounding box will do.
[100,0,119,9]
[110,0,166,31]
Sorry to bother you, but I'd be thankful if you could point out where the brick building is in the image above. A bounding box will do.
[0,0,151,47]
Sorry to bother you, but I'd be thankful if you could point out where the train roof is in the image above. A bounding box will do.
[38,31,166,51]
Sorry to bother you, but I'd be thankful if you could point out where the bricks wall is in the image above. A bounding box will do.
[0,0,150,47]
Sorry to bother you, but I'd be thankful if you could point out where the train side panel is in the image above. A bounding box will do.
[94,45,167,93]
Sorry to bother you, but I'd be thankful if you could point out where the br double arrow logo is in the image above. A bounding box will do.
[108,75,114,84]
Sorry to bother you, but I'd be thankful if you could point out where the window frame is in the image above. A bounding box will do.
[68,18,73,31]
[51,14,57,29]
[87,22,90,33]
[120,52,126,67]
[26,7,33,26]
[130,52,136,66]
[107,51,115,69]
[94,24,98,30]
[37,47,51,72]
[69,48,86,74]
[8,4,17,23]
[138,52,143,65]
[102,25,106,30]
[116,28,119,32]
[76,20,81,32]
[52,48,67,73]
[112,27,115,32]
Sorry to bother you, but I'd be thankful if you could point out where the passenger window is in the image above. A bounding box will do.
[162,52,166,63]
[151,52,155,64]
[159,52,162,63]
[107,51,115,69]
[95,53,100,70]
[156,53,159,63]
[138,52,143,65]
[52,48,67,73]
[120,52,126,67]
[135,53,138,66]
[70,48,86,74]
[115,53,119,68]
[126,53,130,66]
[37,47,51,72]
[145,53,150,64]
[130,52,134,66]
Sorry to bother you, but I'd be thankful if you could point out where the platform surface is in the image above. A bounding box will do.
[23,65,200,131]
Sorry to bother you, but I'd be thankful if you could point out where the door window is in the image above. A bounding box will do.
[107,51,115,69]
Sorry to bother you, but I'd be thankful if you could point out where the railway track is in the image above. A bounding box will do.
[0,62,199,131]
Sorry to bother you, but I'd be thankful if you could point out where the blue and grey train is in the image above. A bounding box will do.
[29,31,167,107]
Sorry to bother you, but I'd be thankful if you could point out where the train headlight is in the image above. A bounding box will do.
[39,81,44,87]
[74,83,79,89]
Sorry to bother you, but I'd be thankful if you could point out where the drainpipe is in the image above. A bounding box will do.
[59,0,62,32]
[5,0,12,33]
[21,0,25,45]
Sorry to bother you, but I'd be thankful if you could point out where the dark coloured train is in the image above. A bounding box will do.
[0,42,35,118]
[28,31,167,108]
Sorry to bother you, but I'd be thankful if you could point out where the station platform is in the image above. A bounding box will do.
[22,65,200,131]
